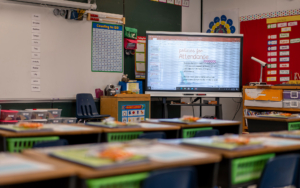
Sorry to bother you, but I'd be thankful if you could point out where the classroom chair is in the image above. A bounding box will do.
[138,132,166,139]
[194,129,219,137]
[142,167,197,188]
[32,139,69,148]
[258,154,300,188]
[76,93,110,123]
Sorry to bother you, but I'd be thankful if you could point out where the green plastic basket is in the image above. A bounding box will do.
[7,136,60,152]
[107,132,143,142]
[86,172,149,188]
[231,153,275,185]
[124,27,137,39]
[182,127,213,138]
[288,122,300,131]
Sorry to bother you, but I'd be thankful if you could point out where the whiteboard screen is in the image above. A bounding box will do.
[0,2,123,99]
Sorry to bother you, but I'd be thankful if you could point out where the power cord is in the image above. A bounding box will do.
[232,98,242,120]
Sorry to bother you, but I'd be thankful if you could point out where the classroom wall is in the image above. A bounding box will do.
[180,0,243,122]
[203,0,300,19]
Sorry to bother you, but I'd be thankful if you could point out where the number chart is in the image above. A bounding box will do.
[92,22,123,72]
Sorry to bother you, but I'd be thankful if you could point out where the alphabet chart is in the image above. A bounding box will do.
[92,22,123,72]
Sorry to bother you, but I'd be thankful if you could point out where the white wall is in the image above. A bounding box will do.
[203,0,300,18]
[182,0,201,32]
[181,0,243,122]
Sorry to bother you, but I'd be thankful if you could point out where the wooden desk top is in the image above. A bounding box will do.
[101,124,181,133]
[182,136,300,159]
[245,116,300,122]
[101,94,150,98]
[153,120,241,128]
[23,144,221,179]
[0,153,75,186]
[0,124,102,137]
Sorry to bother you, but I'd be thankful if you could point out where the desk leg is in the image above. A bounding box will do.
[97,133,101,143]
[0,137,7,152]
[68,176,76,188]
[162,97,168,118]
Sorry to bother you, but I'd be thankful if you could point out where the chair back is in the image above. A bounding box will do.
[32,139,69,148]
[194,129,219,137]
[258,154,300,188]
[142,167,197,188]
[76,93,99,118]
[138,132,166,139]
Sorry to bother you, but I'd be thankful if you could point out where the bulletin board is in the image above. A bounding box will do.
[241,15,300,85]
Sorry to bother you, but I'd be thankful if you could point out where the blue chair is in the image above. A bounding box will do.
[138,132,166,139]
[32,139,69,148]
[76,93,110,123]
[142,167,197,188]
[258,154,300,188]
[194,129,219,137]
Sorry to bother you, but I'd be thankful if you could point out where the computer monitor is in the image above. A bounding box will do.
[145,31,243,97]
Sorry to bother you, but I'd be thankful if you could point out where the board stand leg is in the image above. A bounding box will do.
[162,97,168,118]
[215,97,223,119]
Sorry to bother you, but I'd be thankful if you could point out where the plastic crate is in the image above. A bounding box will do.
[46,109,62,119]
[107,132,143,142]
[86,173,149,188]
[7,136,60,152]
[61,117,77,124]
[231,153,275,185]
[182,127,213,138]
[288,122,300,131]
[48,118,62,124]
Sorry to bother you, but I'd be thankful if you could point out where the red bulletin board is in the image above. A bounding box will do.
[241,16,300,85]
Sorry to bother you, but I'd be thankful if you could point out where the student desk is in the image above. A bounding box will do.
[89,124,181,142]
[153,120,242,138]
[0,153,76,188]
[183,136,300,188]
[245,116,300,132]
[0,124,103,151]
[23,143,221,188]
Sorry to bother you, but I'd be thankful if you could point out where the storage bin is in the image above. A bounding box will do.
[107,132,143,142]
[6,136,59,152]
[86,173,149,188]
[283,100,300,108]
[0,120,18,124]
[16,110,32,120]
[182,127,213,138]
[25,109,47,119]
[30,119,48,123]
[46,109,62,119]
[48,118,62,124]
[231,153,275,185]
[61,117,77,124]
[283,90,300,99]
[0,110,18,120]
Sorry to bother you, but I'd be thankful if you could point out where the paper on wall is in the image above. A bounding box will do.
[136,63,145,71]
[136,53,145,62]
[136,43,145,52]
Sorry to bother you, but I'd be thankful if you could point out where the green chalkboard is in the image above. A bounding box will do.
[124,0,181,79]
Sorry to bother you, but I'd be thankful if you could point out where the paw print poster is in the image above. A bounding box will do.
[121,104,145,123]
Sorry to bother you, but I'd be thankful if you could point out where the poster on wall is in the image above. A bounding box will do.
[121,104,145,123]
[135,36,146,79]
[203,9,239,34]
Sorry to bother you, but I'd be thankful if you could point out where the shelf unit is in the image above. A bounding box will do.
[243,86,300,131]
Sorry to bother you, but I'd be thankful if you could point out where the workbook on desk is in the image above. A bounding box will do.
[0,154,53,176]
[85,122,141,128]
[271,131,300,139]
[48,141,205,169]
[182,136,264,151]
[158,118,210,125]
[0,125,53,133]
